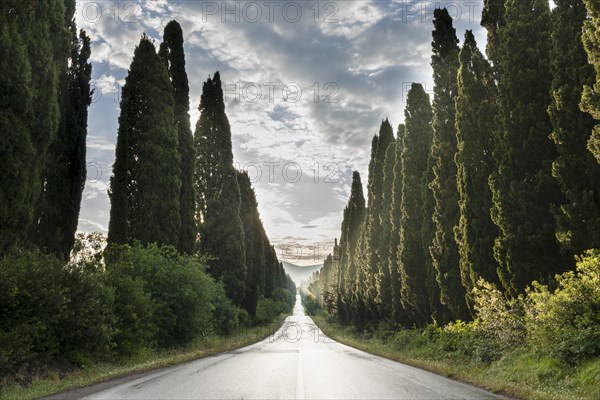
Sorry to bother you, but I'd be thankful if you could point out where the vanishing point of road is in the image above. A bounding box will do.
[46,295,510,399]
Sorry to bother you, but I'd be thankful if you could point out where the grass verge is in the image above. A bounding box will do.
[312,315,600,400]
[0,314,289,400]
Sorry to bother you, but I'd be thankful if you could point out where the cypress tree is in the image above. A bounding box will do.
[338,172,366,324]
[398,83,433,326]
[429,8,467,321]
[237,170,265,315]
[366,119,395,318]
[581,0,600,163]
[549,0,600,257]
[0,4,34,253]
[352,219,369,327]
[194,72,247,306]
[0,0,71,252]
[490,0,564,296]
[375,141,396,319]
[159,20,196,254]
[108,35,181,247]
[388,124,405,322]
[454,31,501,310]
[29,28,93,259]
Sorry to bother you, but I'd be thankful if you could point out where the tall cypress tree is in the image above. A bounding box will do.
[454,31,501,310]
[338,172,366,324]
[0,0,72,252]
[159,20,196,254]
[581,0,600,163]
[29,27,93,259]
[366,119,394,318]
[108,35,181,247]
[375,141,396,319]
[352,218,369,327]
[428,8,467,321]
[237,170,265,315]
[388,124,405,322]
[549,0,600,257]
[398,83,433,327]
[0,3,34,253]
[490,0,564,296]
[194,72,247,306]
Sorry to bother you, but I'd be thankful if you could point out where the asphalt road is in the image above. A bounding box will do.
[47,295,509,399]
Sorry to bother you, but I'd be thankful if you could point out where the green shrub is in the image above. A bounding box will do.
[254,297,277,325]
[211,283,240,335]
[0,243,114,379]
[525,250,600,365]
[104,244,156,355]
[303,295,319,316]
[471,279,526,361]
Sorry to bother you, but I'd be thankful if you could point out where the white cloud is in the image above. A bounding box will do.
[76,0,489,257]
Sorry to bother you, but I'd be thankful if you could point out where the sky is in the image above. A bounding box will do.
[76,0,487,266]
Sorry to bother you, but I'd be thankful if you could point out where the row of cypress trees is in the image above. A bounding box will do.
[0,1,93,259]
[107,22,294,315]
[313,0,600,329]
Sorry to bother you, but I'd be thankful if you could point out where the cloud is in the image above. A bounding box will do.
[75,0,489,259]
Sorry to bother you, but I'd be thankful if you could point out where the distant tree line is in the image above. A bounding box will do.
[307,0,600,330]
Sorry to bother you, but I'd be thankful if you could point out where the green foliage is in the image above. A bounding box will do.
[388,125,405,323]
[159,20,196,254]
[398,83,433,326]
[429,8,466,322]
[375,142,396,317]
[194,72,247,306]
[127,244,215,347]
[210,283,241,336]
[237,170,267,316]
[365,119,395,318]
[471,279,525,360]
[0,0,72,253]
[29,28,93,259]
[581,0,600,163]
[255,290,294,325]
[549,0,600,257]
[104,247,156,355]
[490,0,565,296]
[337,172,366,324]
[302,295,320,317]
[454,31,501,310]
[480,0,505,71]
[0,244,113,377]
[526,250,600,364]
[108,35,181,247]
